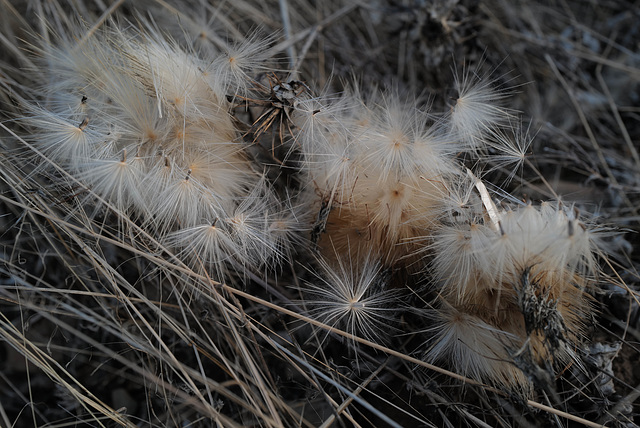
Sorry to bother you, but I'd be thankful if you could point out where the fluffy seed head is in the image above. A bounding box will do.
[423,302,531,390]
[165,220,240,280]
[450,65,515,151]
[76,149,146,214]
[23,107,107,173]
[302,251,401,345]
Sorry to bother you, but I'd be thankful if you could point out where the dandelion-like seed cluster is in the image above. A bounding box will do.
[6,7,614,420]
[26,25,293,277]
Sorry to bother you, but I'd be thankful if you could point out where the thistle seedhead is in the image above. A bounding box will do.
[425,195,604,390]
[301,250,402,347]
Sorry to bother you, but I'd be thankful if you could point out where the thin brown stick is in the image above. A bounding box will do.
[76,0,126,48]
